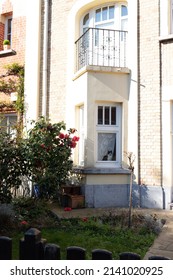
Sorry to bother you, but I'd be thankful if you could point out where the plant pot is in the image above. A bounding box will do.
[3,45,10,50]
[68,195,85,209]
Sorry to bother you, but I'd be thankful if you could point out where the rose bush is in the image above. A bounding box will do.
[0,117,79,202]
[24,117,79,198]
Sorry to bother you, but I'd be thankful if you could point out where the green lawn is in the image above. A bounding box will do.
[11,216,157,260]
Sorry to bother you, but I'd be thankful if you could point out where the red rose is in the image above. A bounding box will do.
[72,136,80,142]
[59,133,65,139]
[69,141,77,148]
[65,134,69,138]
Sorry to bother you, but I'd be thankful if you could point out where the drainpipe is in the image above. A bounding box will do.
[42,0,49,117]
[137,0,141,206]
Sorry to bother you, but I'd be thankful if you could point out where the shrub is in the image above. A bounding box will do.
[0,130,29,203]
[3,39,10,45]
[0,204,16,233]
[139,214,164,235]
[0,117,79,202]
[24,117,79,199]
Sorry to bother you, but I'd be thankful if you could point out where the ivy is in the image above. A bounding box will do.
[0,63,25,140]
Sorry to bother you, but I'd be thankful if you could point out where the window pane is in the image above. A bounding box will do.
[111,107,116,125]
[8,115,17,135]
[0,115,17,135]
[121,5,128,17]
[7,18,12,42]
[102,7,108,21]
[98,133,116,161]
[83,13,89,26]
[98,106,103,124]
[104,106,109,124]
[0,117,7,132]
[109,6,115,19]
[96,9,101,22]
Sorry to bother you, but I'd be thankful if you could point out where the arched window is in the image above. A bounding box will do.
[82,3,128,34]
[76,2,128,70]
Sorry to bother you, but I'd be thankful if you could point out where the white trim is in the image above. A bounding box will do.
[80,2,128,33]
[79,105,85,166]
[95,103,122,168]
[171,0,173,33]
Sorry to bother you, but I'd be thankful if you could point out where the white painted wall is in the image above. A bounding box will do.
[24,0,41,129]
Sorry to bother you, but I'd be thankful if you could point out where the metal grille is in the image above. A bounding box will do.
[75,28,127,72]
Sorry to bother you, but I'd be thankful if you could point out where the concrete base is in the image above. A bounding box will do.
[82,184,172,209]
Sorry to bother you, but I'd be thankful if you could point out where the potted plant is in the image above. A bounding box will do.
[61,171,83,195]
[61,171,85,208]
[3,39,10,50]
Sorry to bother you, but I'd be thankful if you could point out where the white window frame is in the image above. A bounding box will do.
[78,105,85,166]
[95,103,122,167]
[81,2,128,34]
[171,0,173,33]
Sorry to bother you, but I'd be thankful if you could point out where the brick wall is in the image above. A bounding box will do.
[39,0,76,122]
[0,22,4,51]
[0,0,26,113]
[1,0,13,14]
[0,16,26,71]
[138,0,161,186]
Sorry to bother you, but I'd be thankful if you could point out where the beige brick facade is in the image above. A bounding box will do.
[38,0,164,187]
[138,0,161,186]
[39,0,76,122]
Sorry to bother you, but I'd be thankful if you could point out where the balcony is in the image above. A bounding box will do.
[75,28,128,72]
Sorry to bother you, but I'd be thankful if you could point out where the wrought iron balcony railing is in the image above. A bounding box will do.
[75,28,128,72]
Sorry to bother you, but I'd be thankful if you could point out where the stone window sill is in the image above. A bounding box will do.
[0,49,16,57]
[73,167,131,175]
[159,34,173,42]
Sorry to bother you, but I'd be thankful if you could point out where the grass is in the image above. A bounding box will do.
[0,199,163,260]
[11,215,158,260]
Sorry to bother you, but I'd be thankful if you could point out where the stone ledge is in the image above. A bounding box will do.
[73,167,131,175]
[73,65,130,80]
[0,49,16,57]
[159,34,173,42]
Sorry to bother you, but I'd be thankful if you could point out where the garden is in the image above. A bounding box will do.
[0,197,165,260]
[0,117,165,260]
